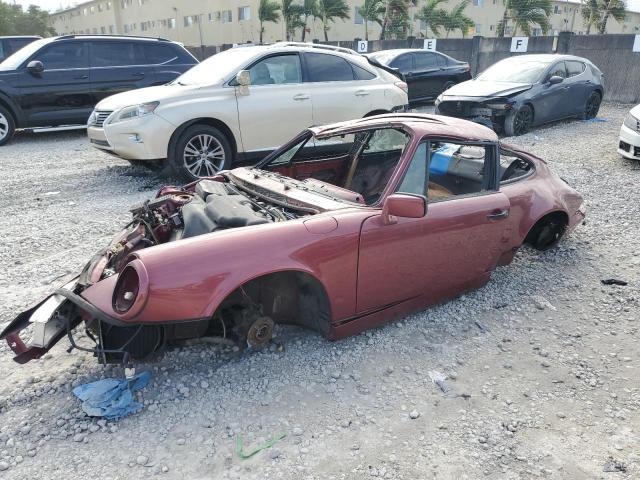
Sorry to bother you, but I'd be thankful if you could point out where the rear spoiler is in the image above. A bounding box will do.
[366,56,405,81]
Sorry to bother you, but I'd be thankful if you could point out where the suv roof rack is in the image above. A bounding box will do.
[56,34,171,42]
[274,42,357,56]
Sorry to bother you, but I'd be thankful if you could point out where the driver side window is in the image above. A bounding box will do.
[249,54,302,86]
[397,140,494,202]
[548,62,567,79]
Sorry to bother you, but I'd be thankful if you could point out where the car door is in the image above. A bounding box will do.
[235,52,313,153]
[564,60,591,115]
[409,52,442,100]
[356,140,511,313]
[145,42,197,84]
[90,41,155,104]
[302,52,373,126]
[535,61,572,123]
[13,40,93,127]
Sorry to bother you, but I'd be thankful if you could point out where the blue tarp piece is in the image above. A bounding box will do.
[73,371,151,420]
[429,144,459,176]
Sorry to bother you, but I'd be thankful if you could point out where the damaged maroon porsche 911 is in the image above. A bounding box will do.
[1,114,585,365]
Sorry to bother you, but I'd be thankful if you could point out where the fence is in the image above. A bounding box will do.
[186,32,640,103]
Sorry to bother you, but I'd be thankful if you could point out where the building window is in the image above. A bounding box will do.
[83,7,88,15]
[168,18,176,29]
[472,0,482,6]
[222,10,232,23]
[238,6,250,21]
[553,5,561,14]
[109,25,115,33]
[98,4,103,12]
[90,5,95,13]
[354,6,364,24]
[101,26,106,33]
[184,15,194,27]
[474,23,481,34]
[489,24,495,31]
[532,27,542,36]
[124,24,130,33]
[106,2,111,10]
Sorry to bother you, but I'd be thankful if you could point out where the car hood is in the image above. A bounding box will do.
[442,80,532,98]
[95,83,202,111]
[630,104,640,118]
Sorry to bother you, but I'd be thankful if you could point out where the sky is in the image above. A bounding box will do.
[2,0,640,14]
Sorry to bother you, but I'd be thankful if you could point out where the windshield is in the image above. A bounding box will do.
[477,57,550,83]
[172,47,263,86]
[0,38,53,70]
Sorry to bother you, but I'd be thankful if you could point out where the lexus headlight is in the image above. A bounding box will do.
[110,102,159,124]
[623,113,639,131]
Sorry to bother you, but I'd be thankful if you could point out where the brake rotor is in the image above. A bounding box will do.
[246,316,274,349]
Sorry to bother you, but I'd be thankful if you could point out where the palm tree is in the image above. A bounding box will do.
[281,0,305,40]
[379,0,417,40]
[598,0,626,34]
[301,0,317,42]
[497,0,552,37]
[316,0,350,41]
[442,0,474,37]
[357,0,384,40]
[581,0,601,34]
[259,0,281,44]
[416,0,448,37]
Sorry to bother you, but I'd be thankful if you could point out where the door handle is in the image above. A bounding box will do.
[73,74,89,80]
[293,94,310,101]
[487,209,509,220]
[132,72,145,77]
[355,90,370,97]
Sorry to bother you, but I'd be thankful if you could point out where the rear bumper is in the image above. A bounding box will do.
[618,124,640,160]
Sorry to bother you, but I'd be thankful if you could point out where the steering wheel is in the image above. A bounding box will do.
[501,158,529,182]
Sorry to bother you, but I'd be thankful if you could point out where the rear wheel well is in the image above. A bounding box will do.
[169,118,237,160]
[214,271,332,338]
[524,211,569,250]
[0,98,17,123]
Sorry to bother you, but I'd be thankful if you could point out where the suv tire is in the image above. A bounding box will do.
[0,105,16,146]
[170,124,232,181]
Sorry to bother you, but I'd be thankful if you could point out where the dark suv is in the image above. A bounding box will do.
[0,35,198,145]
[0,36,41,62]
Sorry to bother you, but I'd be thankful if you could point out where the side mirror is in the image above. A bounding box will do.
[381,194,426,225]
[236,70,251,86]
[27,60,44,75]
[548,75,563,85]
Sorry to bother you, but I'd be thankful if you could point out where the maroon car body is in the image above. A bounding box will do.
[1,114,585,365]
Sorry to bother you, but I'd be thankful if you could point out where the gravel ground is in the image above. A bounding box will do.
[0,104,639,479]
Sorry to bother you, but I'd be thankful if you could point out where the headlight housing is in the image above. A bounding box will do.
[113,265,140,313]
[623,113,639,132]
[110,102,159,125]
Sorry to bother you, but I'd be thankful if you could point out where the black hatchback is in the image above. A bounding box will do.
[0,35,198,145]
[368,49,471,106]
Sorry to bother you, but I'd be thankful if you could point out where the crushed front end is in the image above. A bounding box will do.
[435,96,516,132]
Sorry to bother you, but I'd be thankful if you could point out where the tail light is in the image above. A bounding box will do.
[394,81,408,94]
[113,265,140,313]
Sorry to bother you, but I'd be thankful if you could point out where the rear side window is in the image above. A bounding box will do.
[38,42,89,69]
[435,54,447,67]
[352,63,376,80]
[305,52,354,82]
[413,52,438,69]
[7,38,35,54]
[566,60,585,77]
[390,54,412,73]
[143,44,179,65]
[92,42,139,67]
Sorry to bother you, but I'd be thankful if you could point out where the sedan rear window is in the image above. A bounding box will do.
[305,52,354,82]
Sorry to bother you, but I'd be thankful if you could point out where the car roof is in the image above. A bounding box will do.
[311,113,498,143]
[0,36,41,40]
[500,53,589,63]
[370,48,446,56]
[54,34,173,43]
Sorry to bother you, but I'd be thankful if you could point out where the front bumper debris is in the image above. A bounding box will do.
[0,278,80,364]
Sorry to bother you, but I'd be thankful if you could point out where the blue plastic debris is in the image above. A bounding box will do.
[73,371,151,420]
[582,118,608,123]
[430,144,459,176]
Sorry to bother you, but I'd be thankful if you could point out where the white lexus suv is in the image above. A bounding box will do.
[87,42,408,180]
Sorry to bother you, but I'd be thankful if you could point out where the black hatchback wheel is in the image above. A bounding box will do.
[581,92,601,120]
[504,105,533,137]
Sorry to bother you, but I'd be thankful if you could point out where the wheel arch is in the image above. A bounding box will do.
[523,210,569,250]
[210,269,333,338]
[0,94,20,126]
[168,117,239,160]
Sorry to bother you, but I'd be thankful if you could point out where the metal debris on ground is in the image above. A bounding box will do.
[428,370,450,393]
[72,371,151,420]
[603,457,627,473]
[475,321,489,332]
[236,433,287,459]
[601,278,628,286]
